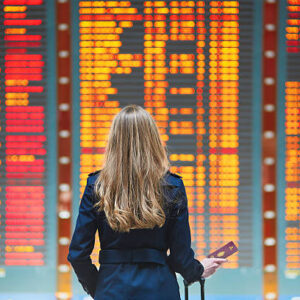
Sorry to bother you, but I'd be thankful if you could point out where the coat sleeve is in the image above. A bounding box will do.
[67,176,98,298]
[166,178,204,285]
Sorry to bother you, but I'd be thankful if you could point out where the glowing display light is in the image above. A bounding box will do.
[76,0,255,271]
[0,0,47,266]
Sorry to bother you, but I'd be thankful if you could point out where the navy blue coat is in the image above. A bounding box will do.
[67,170,204,299]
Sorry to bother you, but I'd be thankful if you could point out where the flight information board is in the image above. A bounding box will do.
[0,0,56,297]
[278,0,300,298]
[0,1,298,299]
[71,0,263,298]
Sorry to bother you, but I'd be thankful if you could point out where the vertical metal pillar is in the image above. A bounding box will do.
[262,1,278,299]
[56,0,72,299]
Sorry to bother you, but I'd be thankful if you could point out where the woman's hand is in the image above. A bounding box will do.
[200,257,228,279]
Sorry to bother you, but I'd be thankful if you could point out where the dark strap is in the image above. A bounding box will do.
[99,248,167,265]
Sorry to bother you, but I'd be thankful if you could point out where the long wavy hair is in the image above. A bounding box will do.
[93,104,171,232]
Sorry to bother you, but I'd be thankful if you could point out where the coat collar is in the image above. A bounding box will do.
[161,170,181,188]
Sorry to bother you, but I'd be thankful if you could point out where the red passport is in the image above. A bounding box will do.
[207,241,238,259]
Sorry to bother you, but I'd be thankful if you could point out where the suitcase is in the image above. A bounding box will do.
[183,278,205,300]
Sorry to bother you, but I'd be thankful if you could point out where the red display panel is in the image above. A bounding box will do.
[0,0,47,267]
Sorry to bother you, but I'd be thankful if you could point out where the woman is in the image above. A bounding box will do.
[67,104,227,299]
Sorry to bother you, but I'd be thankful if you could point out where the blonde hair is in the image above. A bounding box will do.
[93,104,171,232]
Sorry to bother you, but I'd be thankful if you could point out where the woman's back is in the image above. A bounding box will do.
[89,169,181,251]
[67,169,204,299]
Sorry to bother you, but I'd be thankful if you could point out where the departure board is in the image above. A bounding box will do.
[278,0,300,298]
[71,0,262,297]
[0,0,298,299]
[0,0,56,297]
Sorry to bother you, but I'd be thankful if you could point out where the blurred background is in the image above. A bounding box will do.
[0,0,299,299]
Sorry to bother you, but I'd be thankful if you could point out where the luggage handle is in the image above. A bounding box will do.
[183,277,205,300]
